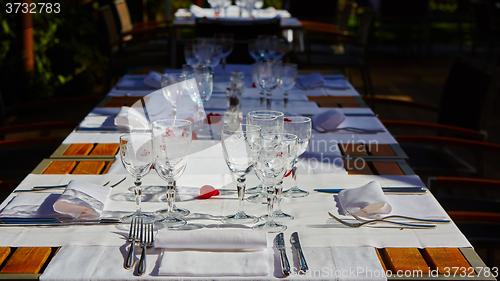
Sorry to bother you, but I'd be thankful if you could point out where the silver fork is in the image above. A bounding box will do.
[328,212,436,228]
[137,221,154,275]
[346,210,451,223]
[125,217,140,269]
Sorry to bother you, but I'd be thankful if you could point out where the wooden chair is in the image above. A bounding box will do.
[194,17,281,64]
[428,176,500,267]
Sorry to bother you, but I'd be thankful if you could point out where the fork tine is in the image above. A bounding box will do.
[125,217,138,269]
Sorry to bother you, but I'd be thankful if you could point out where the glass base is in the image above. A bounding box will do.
[128,185,165,194]
[283,187,309,198]
[155,215,187,229]
[222,211,259,224]
[120,211,156,223]
[245,185,262,195]
[261,210,294,221]
[155,206,190,217]
[246,192,268,204]
[252,220,287,233]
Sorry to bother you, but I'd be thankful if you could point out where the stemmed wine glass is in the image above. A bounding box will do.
[279,63,297,109]
[119,133,156,223]
[283,116,312,198]
[161,73,187,119]
[251,63,265,107]
[221,124,261,224]
[252,133,298,232]
[246,110,284,202]
[256,60,282,109]
[248,40,262,62]
[207,45,223,72]
[184,46,200,68]
[215,34,234,76]
[187,73,213,131]
[152,119,193,228]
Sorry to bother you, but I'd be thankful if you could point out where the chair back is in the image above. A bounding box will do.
[356,6,375,47]
[114,0,133,34]
[98,5,120,48]
[438,56,500,137]
[338,1,355,32]
[194,17,281,64]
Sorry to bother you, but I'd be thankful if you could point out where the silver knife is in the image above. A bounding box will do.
[290,232,308,273]
[274,233,291,276]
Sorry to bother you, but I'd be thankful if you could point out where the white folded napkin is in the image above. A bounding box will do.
[114,106,149,130]
[156,229,269,277]
[53,180,112,220]
[0,193,63,218]
[155,229,267,249]
[311,109,346,131]
[143,71,162,89]
[337,181,392,218]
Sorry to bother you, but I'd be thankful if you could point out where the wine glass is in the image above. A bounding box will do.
[248,40,262,62]
[251,63,265,107]
[193,44,214,67]
[252,133,298,232]
[215,34,234,76]
[273,38,290,61]
[119,133,156,223]
[207,45,223,72]
[283,116,312,198]
[278,63,297,109]
[221,124,261,224]
[152,119,193,228]
[256,60,282,109]
[246,110,284,202]
[184,46,200,68]
[161,73,187,119]
[186,72,213,127]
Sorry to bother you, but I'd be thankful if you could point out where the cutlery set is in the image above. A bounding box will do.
[275,232,308,276]
[124,217,155,275]
[14,177,127,193]
[327,211,450,229]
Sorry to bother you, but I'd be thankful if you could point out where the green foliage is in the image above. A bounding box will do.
[0,0,107,100]
[264,0,282,9]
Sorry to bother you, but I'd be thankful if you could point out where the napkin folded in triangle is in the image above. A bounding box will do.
[0,193,63,218]
[143,71,162,89]
[311,109,346,131]
[156,229,269,277]
[114,106,150,130]
[53,180,112,220]
[337,181,392,218]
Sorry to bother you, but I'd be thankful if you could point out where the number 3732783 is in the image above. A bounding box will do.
[6,3,60,13]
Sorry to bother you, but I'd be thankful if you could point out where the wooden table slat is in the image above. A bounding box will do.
[339,143,369,156]
[375,248,387,272]
[102,161,114,174]
[318,103,340,108]
[368,144,396,156]
[381,248,430,274]
[344,160,373,175]
[0,247,10,267]
[42,161,77,174]
[422,248,474,274]
[371,161,405,175]
[72,161,106,175]
[0,247,51,274]
[89,143,120,156]
[340,104,361,108]
[63,143,94,156]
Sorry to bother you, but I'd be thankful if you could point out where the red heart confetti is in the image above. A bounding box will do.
[199,185,220,199]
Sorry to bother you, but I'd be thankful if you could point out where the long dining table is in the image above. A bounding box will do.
[0,64,496,280]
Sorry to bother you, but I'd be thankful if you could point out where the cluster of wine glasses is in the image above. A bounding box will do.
[249,35,290,62]
[184,35,234,78]
[221,110,312,233]
[235,0,264,17]
[251,61,298,109]
[160,71,213,128]
[119,119,193,229]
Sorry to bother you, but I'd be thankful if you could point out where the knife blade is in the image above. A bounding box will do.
[290,232,308,273]
[0,217,121,226]
[314,187,427,194]
[274,233,291,276]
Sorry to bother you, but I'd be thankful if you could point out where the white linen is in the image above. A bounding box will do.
[337,181,392,218]
[312,109,346,131]
[296,73,351,90]
[158,250,269,277]
[53,180,112,220]
[114,106,149,130]
[0,193,64,218]
[0,174,470,249]
[155,229,267,249]
[143,71,162,89]
[330,247,387,281]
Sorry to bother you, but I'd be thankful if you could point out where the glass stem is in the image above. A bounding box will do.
[284,92,289,108]
[237,176,246,213]
[260,91,265,107]
[134,178,142,215]
[172,104,177,119]
[266,185,275,223]
[291,165,298,191]
[266,91,272,109]
[275,181,283,212]
[167,180,175,213]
